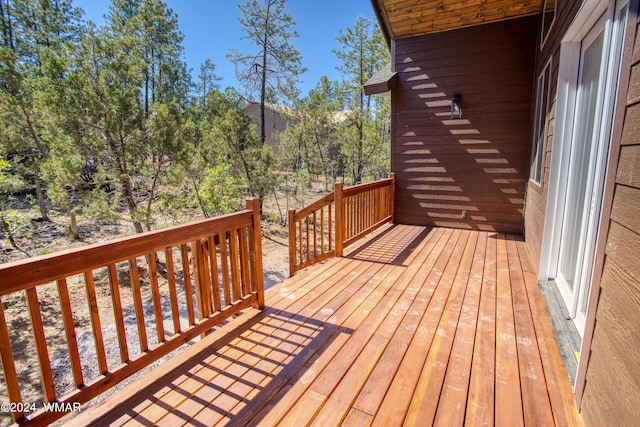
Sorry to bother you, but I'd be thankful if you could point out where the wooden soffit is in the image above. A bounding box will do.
[371,0,544,40]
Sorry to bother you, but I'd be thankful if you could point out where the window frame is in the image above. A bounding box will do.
[530,59,553,187]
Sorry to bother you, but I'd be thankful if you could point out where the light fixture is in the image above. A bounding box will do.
[451,93,462,119]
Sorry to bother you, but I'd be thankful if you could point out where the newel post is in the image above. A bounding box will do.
[247,197,265,309]
[288,208,296,277]
[335,182,344,257]
[389,172,395,224]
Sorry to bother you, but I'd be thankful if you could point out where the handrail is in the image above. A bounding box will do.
[0,198,264,426]
[288,174,395,276]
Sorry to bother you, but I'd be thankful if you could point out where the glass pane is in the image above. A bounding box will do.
[578,6,628,316]
[560,30,605,290]
[531,65,551,184]
[542,0,556,42]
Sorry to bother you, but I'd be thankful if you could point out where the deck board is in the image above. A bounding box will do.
[69,225,582,427]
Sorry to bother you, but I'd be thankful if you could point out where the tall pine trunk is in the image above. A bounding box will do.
[34,172,49,221]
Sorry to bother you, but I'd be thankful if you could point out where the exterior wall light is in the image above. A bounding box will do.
[451,93,462,119]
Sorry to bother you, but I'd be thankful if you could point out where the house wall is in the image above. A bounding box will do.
[524,0,640,425]
[391,17,537,233]
[243,103,287,153]
[578,3,640,425]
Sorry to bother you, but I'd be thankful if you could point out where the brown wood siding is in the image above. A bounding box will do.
[578,3,640,426]
[392,17,537,233]
[523,0,582,267]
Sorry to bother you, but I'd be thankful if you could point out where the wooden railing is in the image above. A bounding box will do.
[288,174,395,276]
[288,192,336,276]
[0,198,264,426]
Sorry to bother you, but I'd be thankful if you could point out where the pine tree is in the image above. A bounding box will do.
[203,88,275,206]
[334,16,389,184]
[106,0,189,116]
[0,0,83,220]
[227,0,305,145]
[56,31,147,233]
[196,58,222,107]
[279,75,345,190]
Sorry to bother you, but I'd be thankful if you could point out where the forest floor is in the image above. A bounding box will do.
[0,179,332,426]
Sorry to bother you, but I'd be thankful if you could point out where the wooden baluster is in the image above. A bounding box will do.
[345,196,350,242]
[386,185,390,218]
[350,196,354,239]
[239,227,251,296]
[220,232,231,306]
[207,236,221,312]
[363,191,366,232]
[361,191,365,232]
[204,240,214,315]
[377,187,381,221]
[379,187,383,222]
[0,301,23,422]
[313,211,318,258]
[298,220,303,265]
[353,193,357,235]
[369,189,372,227]
[363,190,368,230]
[352,194,356,236]
[372,189,375,226]
[191,240,205,320]
[305,216,310,263]
[247,197,264,309]
[365,190,369,231]
[26,287,56,402]
[374,188,378,223]
[164,248,181,334]
[352,195,356,238]
[329,201,333,252]
[197,239,213,318]
[384,185,388,218]
[374,189,378,225]
[288,208,296,277]
[320,207,325,255]
[129,258,148,352]
[180,244,196,326]
[344,197,351,240]
[107,264,129,363]
[358,191,371,232]
[389,172,396,222]
[57,278,84,387]
[84,271,108,374]
[147,252,165,343]
[366,190,371,230]
[229,228,241,303]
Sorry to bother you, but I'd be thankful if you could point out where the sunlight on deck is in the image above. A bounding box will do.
[70,224,581,427]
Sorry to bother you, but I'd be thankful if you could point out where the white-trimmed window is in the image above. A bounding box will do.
[530,60,552,185]
[541,0,557,48]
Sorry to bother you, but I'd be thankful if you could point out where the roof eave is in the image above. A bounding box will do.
[369,0,392,47]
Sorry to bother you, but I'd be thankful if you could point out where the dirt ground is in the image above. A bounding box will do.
[0,181,330,426]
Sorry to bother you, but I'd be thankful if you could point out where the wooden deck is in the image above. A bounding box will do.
[71,224,581,426]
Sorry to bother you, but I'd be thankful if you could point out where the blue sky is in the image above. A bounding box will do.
[72,0,379,96]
